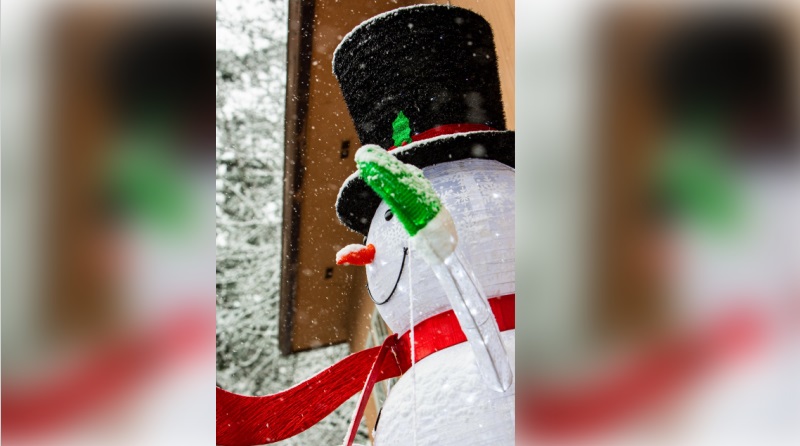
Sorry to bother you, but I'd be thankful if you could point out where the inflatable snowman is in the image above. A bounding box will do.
[338,154,516,446]
[216,6,515,446]
[332,6,515,445]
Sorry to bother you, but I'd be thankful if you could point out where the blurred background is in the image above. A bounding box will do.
[516,1,800,443]
[3,1,214,444]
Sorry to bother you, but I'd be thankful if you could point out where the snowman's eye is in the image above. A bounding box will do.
[384,209,394,221]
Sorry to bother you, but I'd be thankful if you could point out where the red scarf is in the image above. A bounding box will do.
[216,294,515,446]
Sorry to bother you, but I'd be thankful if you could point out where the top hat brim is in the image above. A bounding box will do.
[336,130,515,235]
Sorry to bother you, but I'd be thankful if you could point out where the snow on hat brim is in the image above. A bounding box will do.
[336,130,514,235]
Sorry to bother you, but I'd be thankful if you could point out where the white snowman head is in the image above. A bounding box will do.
[363,158,515,333]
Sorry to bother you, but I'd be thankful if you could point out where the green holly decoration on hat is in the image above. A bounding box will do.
[392,111,412,147]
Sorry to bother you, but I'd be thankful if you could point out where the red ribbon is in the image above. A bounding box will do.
[386,123,496,152]
[394,293,515,372]
[216,294,515,446]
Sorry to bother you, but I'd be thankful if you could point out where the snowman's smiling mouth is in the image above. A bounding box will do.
[367,246,408,305]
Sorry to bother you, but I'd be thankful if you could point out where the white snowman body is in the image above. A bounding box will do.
[363,158,515,446]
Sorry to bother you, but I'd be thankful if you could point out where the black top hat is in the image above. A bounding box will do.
[334,5,515,235]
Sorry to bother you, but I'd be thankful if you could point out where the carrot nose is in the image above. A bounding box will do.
[336,243,375,266]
